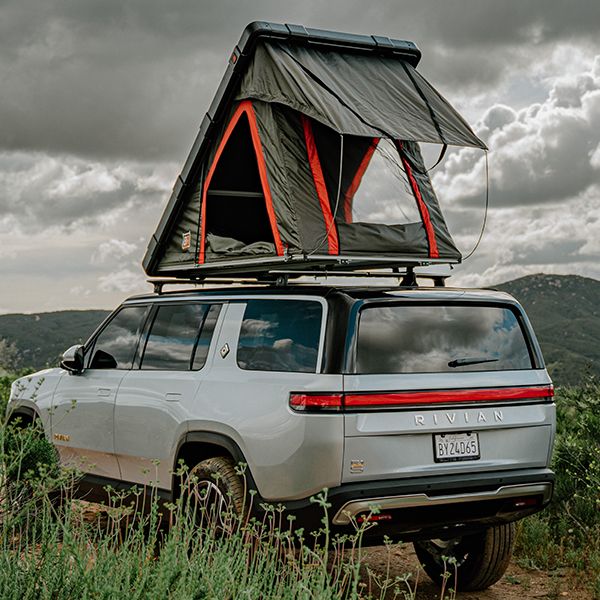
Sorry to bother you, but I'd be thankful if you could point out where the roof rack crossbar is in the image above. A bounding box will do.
[148,267,449,293]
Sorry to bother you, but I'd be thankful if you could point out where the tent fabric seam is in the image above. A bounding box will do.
[301,115,340,255]
[398,142,439,258]
[400,61,447,145]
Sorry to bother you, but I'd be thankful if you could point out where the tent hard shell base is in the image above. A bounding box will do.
[153,253,457,279]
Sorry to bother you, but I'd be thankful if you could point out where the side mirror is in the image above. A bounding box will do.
[60,344,85,374]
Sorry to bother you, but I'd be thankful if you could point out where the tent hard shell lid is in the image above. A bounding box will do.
[143,22,486,279]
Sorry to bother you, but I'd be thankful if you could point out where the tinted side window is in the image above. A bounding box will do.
[356,304,533,374]
[237,300,322,373]
[90,305,149,370]
[141,304,210,371]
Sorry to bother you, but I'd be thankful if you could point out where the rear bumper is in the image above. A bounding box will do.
[255,467,554,544]
[332,481,552,525]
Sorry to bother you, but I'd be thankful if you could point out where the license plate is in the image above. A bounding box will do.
[434,432,480,462]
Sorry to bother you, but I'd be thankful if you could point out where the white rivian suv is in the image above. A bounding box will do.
[8,282,555,591]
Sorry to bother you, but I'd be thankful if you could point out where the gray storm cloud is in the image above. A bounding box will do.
[0,0,599,312]
[1,0,600,159]
[0,152,174,233]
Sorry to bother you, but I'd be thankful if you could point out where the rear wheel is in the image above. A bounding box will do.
[413,522,515,591]
[184,456,246,531]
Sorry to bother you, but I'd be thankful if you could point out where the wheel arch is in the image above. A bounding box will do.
[172,431,259,498]
[6,405,38,427]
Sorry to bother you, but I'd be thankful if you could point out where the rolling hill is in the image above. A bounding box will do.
[0,310,110,373]
[495,273,600,385]
[0,273,598,385]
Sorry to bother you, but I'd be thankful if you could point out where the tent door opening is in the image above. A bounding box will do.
[200,101,281,263]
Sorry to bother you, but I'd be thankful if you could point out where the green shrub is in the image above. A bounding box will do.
[0,374,13,415]
[516,376,600,594]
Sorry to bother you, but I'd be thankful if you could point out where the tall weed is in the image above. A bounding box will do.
[516,376,600,595]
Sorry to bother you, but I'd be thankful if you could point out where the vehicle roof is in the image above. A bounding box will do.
[123,285,518,305]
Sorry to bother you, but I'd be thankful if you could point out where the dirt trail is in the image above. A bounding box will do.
[361,545,592,600]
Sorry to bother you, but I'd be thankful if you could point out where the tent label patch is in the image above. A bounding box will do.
[181,231,191,252]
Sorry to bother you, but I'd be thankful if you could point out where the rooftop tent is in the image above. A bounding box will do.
[143,23,486,278]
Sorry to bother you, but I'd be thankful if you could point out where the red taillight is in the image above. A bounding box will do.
[344,385,554,409]
[289,393,343,411]
[290,385,553,412]
[357,513,393,523]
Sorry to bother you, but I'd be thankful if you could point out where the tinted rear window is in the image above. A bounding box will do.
[356,304,533,374]
[237,299,323,372]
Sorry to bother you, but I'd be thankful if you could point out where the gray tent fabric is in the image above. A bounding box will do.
[401,140,460,260]
[239,42,486,149]
[206,233,275,259]
[159,178,202,269]
[264,104,335,253]
[147,28,486,276]
[156,98,464,268]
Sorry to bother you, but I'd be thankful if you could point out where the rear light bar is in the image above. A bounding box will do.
[290,385,554,412]
[289,393,344,411]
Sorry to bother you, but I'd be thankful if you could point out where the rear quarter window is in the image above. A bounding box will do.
[356,303,534,374]
[237,299,323,373]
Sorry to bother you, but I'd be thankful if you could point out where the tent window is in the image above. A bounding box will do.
[310,120,421,226]
[203,110,276,251]
[347,139,421,225]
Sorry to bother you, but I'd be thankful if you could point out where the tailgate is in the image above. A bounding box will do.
[341,300,555,484]
[342,371,554,483]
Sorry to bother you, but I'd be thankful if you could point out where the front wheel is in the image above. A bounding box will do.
[413,522,515,591]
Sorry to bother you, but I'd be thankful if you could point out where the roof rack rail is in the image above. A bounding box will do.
[148,266,450,294]
[262,267,450,287]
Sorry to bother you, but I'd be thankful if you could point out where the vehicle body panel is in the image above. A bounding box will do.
[187,300,344,500]
[7,368,63,437]
[115,369,197,488]
[51,368,125,479]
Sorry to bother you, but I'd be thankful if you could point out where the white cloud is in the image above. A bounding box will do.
[0,151,175,233]
[69,285,92,297]
[435,55,600,210]
[91,239,138,265]
[98,269,147,293]
[450,188,600,287]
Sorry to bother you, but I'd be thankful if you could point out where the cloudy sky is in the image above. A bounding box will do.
[1,0,599,313]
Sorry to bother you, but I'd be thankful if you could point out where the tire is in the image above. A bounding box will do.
[413,522,516,592]
[184,456,246,531]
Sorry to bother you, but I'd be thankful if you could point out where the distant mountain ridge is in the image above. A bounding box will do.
[494,274,600,385]
[0,310,110,373]
[0,274,598,386]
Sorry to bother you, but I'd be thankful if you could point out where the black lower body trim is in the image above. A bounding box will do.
[254,468,555,545]
[69,469,554,546]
